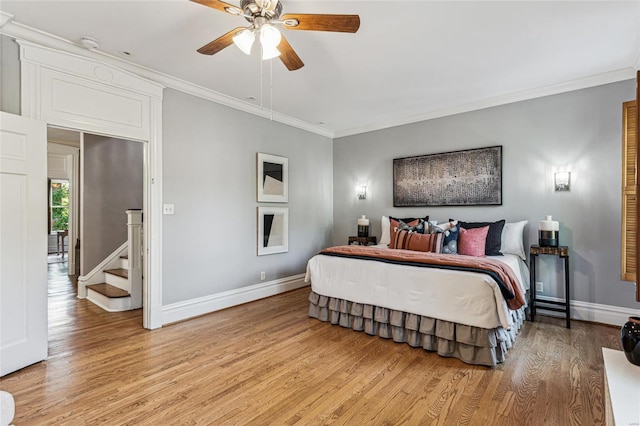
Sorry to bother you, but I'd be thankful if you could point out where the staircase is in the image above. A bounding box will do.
[86,260,132,311]
[77,210,143,312]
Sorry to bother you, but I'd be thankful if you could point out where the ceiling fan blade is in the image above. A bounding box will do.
[278,36,304,71]
[280,14,360,33]
[197,27,245,55]
[191,0,243,16]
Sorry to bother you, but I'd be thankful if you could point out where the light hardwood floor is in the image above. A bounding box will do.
[1,262,621,425]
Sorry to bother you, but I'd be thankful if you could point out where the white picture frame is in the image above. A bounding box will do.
[258,207,289,256]
[257,153,288,203]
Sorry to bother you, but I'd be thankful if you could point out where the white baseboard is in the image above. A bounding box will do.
[536,295,640,326]
[162,274,308,325]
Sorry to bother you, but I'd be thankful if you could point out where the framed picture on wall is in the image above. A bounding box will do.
[258,207,289,256]
[393,145,502,206]
[257,153,288,202]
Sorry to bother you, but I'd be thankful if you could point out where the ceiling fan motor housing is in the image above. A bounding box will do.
[240,0,283,22]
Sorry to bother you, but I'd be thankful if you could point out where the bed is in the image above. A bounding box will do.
[304,218,530,367]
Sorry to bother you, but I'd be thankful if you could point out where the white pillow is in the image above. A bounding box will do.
[501,220,528,260]
[380,215,391,246]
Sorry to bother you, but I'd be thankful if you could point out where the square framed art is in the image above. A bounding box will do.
[257,153,288,202]
[258,207,289,256]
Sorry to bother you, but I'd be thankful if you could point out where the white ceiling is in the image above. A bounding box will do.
[1,1,639,137]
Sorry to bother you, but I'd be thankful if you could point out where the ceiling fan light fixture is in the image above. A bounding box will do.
[261,45,281,60]
[260,24,281,49]
[232,29,255,55]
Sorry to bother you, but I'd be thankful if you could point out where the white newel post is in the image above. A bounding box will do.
[127,210,143,309]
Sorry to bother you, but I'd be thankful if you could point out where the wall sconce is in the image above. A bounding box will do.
[355,183,367,200]
[554,171,571,191]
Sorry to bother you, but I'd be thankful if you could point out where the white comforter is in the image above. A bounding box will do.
[305,248,529,330]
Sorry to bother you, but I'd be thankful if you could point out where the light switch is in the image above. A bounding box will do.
[163,204,175,215]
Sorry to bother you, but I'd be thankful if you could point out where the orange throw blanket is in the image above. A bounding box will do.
[320,246,526,310]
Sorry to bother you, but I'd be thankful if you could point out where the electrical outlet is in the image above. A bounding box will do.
[536,281,543,292]
[260,271,266,280]
[163,204,175,215]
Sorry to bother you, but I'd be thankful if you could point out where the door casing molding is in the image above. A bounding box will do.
[19,41,164,329]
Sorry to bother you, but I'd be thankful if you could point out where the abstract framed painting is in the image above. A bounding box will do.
[257,153,288,203]
[393,145,502,207]
[258,207,289,256]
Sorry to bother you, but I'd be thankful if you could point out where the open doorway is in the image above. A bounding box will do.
[46,126,143,326]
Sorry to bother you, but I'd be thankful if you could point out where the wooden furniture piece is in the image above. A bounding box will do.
[602,347,640,425]
[56,230,68,258]
[529,245,570,328]
[621,100,636,283]
[348,236,377,246]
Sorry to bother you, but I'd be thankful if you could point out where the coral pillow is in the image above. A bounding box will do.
[389,218,422,247]
[458,226,489,257]
[392,230,443,253]
[459,220,505,256]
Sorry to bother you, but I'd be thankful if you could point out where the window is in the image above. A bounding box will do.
[50,180,69,233]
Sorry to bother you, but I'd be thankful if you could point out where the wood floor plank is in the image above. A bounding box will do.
[0,262,621,425]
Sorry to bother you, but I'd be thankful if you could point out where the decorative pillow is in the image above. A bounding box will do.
[458,226,489,257]
[380,216,392,246]
[380,215,429,246]
[389,216,429,246]
[398,219,426,233]
[501,220,528,260]
[392,229,443,253]
[390,218,425,248]
[459,220,505,256]
[432,220,459,254]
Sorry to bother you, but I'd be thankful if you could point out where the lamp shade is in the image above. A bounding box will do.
[232,29,255,55]
[260,24,282,49]
[261,44,281,60]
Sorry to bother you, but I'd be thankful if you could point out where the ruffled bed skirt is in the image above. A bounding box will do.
[308,291,525,367]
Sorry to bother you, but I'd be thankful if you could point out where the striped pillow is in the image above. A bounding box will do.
[391,230,443,253]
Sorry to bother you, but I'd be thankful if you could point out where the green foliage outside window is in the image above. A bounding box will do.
[51,181,69,231]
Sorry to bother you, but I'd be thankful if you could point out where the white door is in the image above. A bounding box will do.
[0,112,47,376]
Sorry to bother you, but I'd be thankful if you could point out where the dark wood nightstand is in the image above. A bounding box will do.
[529,244,571,328]
[348,236,377,246]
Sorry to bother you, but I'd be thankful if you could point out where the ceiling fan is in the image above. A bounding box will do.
[191,0,360,71]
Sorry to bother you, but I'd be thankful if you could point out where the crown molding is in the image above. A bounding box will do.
[0,11,14,28]
[0,13,334,139]
[334,67,637,138]
[2,10,635,140]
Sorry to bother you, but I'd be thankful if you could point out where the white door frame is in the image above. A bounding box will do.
[19,41,164,329]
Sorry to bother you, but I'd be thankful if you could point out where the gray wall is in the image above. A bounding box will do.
[0,35,20,114]
[334,80,640,310]
[82,134,143,275]
[162,89,333,305]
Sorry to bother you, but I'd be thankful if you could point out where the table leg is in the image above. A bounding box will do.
[530,254,536,322]
[564,256,570,329]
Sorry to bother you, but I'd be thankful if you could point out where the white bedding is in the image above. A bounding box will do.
[305,249,529,330]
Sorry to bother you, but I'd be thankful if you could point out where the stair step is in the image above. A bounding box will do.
[104,268,128,279]
[86,283,130,298]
